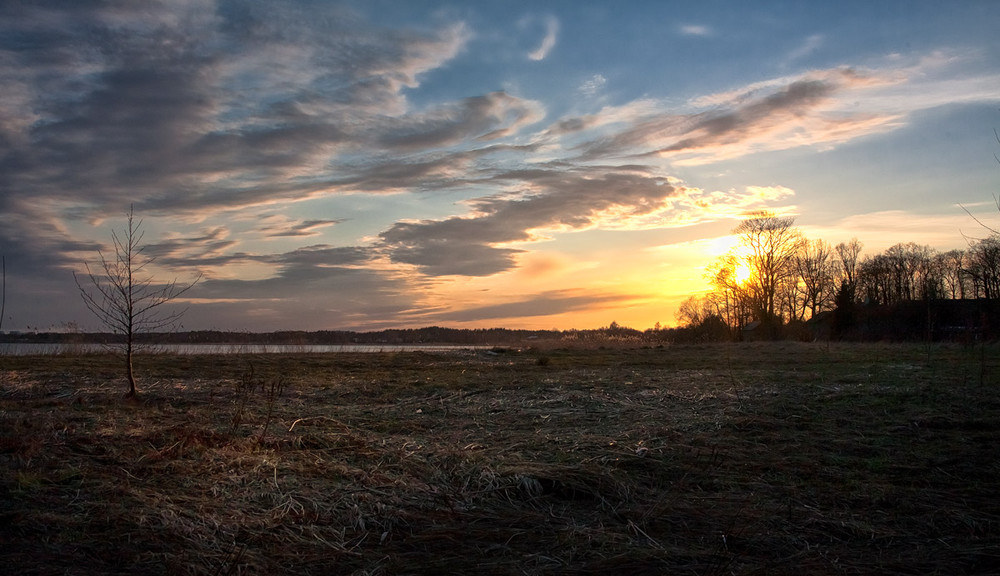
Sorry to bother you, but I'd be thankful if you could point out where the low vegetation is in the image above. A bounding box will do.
[2,343,999,574]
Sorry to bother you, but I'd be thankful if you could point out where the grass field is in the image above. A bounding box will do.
[2,342,999,575]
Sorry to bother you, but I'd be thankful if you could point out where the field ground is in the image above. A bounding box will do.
[1,342,999,575]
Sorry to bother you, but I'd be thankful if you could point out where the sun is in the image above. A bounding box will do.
[733,262,753,285]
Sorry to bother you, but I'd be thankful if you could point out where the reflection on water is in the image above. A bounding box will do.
[0,343,488,356]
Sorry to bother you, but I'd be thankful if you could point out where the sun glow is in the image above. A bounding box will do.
[733,262,753,285]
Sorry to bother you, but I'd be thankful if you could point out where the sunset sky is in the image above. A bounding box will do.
[2,1,999,333]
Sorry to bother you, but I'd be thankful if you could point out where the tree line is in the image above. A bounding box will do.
[673,210,1000,342]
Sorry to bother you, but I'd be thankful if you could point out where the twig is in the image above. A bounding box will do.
[288,416,353,432]
[627,519,667,552]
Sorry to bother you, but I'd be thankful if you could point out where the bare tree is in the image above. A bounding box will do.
[75,206,200,397]
[675,294,717,327]
[706,252,754,335]
[935,250,967,299]
[835,238,863,289]
[965,235,1000,299]
[795,238,837,319]
[732,211,803,329]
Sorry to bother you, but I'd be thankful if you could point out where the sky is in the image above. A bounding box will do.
[1,0,999,333]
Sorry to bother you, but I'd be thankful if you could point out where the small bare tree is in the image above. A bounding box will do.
[75,206,199,397]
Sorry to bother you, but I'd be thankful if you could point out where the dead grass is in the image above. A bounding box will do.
[1,342,999,574]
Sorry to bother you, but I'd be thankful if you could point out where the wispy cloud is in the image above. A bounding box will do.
[785,34,824,65]
[559,60,998,165]
[579,74,607,97]
[679,24,711,37]
[807,210,991,253]
[528,15,559,61]
[263,219,344,238]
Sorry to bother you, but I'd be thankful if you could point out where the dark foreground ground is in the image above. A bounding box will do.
[1,342,999,575]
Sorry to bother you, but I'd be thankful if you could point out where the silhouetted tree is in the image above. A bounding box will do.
[75,206,200,397]
[675,295,712,327]
[856,243,937,305]
[706,253,753,336]
[732,211,802,334]
[831,279,857,338]
[795,238,837,320]
[835,238,863,296]
[965,235,1000,299]
[937,249,969,299]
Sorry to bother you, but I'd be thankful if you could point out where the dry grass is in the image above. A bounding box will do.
[1,342,999,574]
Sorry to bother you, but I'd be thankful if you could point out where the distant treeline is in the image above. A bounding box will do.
[3,304,998,347]
[1,326,570,346]
[12,308,987,347]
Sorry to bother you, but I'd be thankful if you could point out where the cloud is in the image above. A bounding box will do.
[808,210,986,253]
[679,24,711,37]
[168,243,421,330]
[428,289,628,323]
[191,264,422,330]
[376,92,544,149]
[379,166,682,276]
[785,34,824,65]
[528,16,559,61]
[144,227,239,264]
[661,185,798,226]
[566,67,913,165]
[0,1,472,220]
[261,219,344,238]
[579,74,607,97]
[558,55,1000,167]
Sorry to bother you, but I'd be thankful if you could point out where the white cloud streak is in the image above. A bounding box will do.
[528,16,559,61]
[679,24,711,37]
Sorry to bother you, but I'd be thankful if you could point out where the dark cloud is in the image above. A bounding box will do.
[379,167,678,276]
[187,245,419,331]
[429,290,629,323]
[574,78,838,161]
[276,245,370,269]
[186,267,421,331]
[0,1,470,219]
[322,143,540,194]
[657,80,833,154]
[147,241,370,272]
[385,241,525,277]
[144,228,237,263]
[263,220,343,238]
[377,92,542,150]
